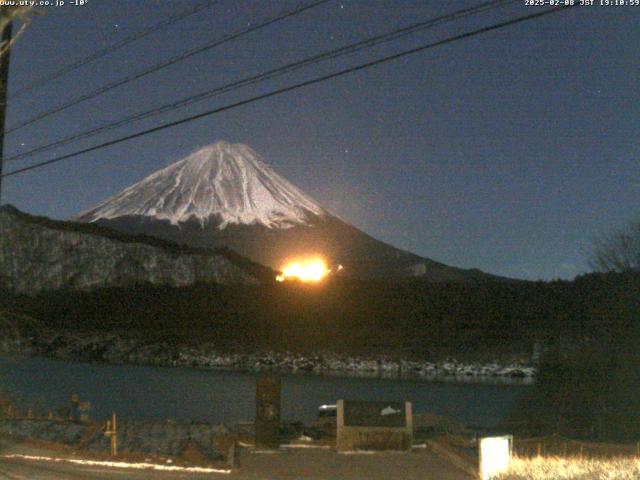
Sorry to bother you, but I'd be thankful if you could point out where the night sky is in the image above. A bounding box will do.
[3,0,638,281]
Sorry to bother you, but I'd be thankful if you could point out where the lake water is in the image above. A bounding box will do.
[0,355,528,427]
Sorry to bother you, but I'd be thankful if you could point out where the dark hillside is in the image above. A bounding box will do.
[2,272,637,362]
[0,204,275,284]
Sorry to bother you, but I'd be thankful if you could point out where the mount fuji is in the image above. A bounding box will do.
[76,141,498,281]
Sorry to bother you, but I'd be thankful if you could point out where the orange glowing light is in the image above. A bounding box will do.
[276,258,330,282]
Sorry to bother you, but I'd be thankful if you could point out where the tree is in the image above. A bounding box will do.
[0,6,36,58]
[591,219,640,272]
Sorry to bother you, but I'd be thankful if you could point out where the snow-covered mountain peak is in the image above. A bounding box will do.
[76,141,326,228]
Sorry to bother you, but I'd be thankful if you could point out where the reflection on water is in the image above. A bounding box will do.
[0,355,528,427]
[281,367,534,386]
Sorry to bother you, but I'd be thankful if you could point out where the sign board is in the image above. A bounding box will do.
[78,401,91,423]
[255,377,281,449]
[343,400,406,428]
[479,436,512,480]
[337,399,412,451]
[70,393,80,421]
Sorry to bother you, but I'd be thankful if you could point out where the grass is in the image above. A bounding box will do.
[496,455,640,480]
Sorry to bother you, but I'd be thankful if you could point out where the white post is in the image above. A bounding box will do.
[479,435,512,480]
[111,412,117,456]
[105,412,117,457]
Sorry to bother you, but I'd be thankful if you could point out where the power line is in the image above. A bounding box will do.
[2,5,574,180]
[5,0,332,134]
[11,1,217,99]
[5,0,515,165]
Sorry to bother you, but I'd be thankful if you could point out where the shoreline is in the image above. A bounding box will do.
[1,331,537,385]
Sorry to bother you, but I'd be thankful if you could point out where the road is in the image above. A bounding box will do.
[0,439,472,479]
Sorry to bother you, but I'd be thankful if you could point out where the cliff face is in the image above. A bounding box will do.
[0,206,262,294]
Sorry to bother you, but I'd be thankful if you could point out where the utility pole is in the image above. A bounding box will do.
[0,7,12,204]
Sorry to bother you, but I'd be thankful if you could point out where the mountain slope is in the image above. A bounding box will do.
[0,205,270,294]
[76,141,503,282]
[78,141,325,229]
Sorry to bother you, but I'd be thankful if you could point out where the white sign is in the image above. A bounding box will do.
[479,436,511,480]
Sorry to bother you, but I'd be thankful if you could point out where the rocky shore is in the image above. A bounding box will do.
[2,330,536,383]
[0,418,233,467]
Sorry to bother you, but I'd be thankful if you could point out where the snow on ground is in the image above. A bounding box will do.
[0,454,232,474]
